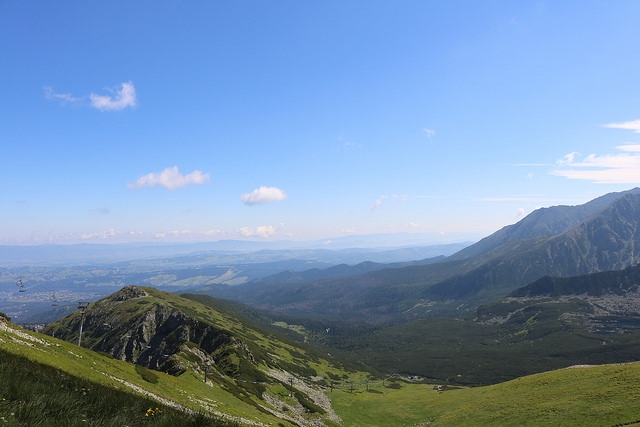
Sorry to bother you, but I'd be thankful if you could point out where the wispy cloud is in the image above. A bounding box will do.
[371,195,388,211]
[80,229,117,240]
[423,128,436,138]
[335,134,363,152]
[44,81,137,111]
[617,144,640,152]
[602,119,640,133]
[477,196,547,202]
[202,228,226,237]
[92,207,110,215]
[239,225,277,238]
[168,229,191,237]
[241,186,287,205]
[552,144,640,184]
[44,86,81,105]
[90,81,137,111]
[151,230,196,239]
[128,166,210,190]
[370,194,409,211]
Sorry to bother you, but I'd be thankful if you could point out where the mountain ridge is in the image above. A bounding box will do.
[450,187,640,261]
[196,188,640,322]
[42,285,359,425]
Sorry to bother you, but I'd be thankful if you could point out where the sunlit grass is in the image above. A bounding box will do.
[0,349,234,426]
[0,324,277,425]
[330,363,640,426]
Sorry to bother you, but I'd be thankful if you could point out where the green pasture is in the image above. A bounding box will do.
[330,363,640,426]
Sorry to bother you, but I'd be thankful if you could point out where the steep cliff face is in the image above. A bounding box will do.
[43,286,256,379]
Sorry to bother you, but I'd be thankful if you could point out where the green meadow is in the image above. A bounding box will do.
[330,364,640,426]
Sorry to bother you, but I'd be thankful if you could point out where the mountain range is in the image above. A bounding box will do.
[5,188,640,424]
[194,188,640,323]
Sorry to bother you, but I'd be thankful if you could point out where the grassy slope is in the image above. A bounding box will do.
[5,286,376,426]
[5,311,640,426]
[0,319,276,425]
[0,349,231,427]
[331,363,640,426]
[3,312,358,426]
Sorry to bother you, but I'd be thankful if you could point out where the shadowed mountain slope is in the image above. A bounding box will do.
[449,187,640,260]
[197,189,640,323]
[319,262,640,385]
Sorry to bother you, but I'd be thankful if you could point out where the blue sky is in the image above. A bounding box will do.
[3,1,640,245]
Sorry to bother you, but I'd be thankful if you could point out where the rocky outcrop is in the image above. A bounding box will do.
[40,285,342,425]
[43,286,256,379]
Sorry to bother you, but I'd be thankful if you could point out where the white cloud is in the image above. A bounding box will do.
[241,186,287,205]
[44,86,81,105]
[514,208,526,220]
[80,229,117,240]
[44,82,137,111]
[616,144,640,152]
[90,81,137,111]
[557,152,579,165]
[602,119,640,133]
[478,196,546,202]
[371,195,388,211]
[202,229,226,237]
[370,194,408,211]
[128,166,210,190]
[239,225,276,238]
[167,229,191,237]
[552,145,640,184]
[423,128,436,138]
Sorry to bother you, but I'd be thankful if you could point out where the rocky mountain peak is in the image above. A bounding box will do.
[110,285,148,301]
[43,287,257,381]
